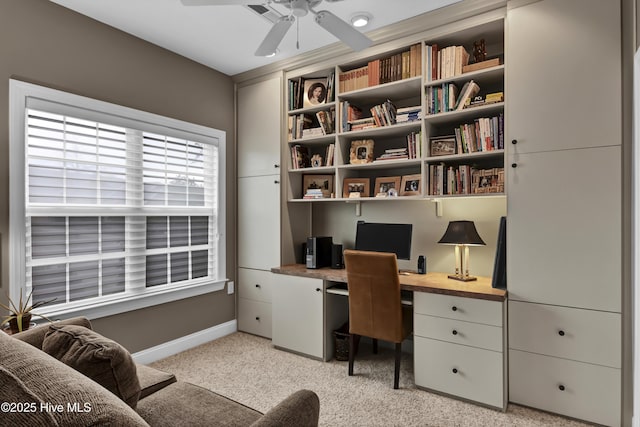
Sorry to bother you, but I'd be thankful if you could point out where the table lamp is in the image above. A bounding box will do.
[438,220,485,282]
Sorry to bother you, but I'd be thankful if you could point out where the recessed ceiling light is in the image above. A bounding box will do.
[351,13,371,28]
[351,12,371,27]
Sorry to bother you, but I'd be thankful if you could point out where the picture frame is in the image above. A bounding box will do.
[342,178,370,198]
[303,78,327,108]
[349,139,374,164]
[430,136,456,157]
[400,174,422,196]
[302,174,334,198]
[374,176,401,197]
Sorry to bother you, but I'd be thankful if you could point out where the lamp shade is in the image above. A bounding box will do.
[438,221,485,246]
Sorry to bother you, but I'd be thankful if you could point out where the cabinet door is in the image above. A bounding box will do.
[237,77,282,177]
[237,175,280,270]
[506,0,621,154]
[272,275,324,359]
[507,146,621,312]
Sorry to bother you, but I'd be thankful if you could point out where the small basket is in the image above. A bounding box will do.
[333,328,350,361]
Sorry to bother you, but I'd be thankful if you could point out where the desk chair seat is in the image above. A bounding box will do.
[344,250,413,389]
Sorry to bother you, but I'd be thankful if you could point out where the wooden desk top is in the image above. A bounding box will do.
[271,264,507,302]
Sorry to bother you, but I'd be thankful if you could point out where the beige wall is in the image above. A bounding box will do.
[0,0,236,352]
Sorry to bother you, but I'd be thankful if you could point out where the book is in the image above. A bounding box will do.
[454,80,480,110]
[462,57,501,74]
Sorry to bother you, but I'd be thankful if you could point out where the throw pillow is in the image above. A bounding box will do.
[42,324,141,408]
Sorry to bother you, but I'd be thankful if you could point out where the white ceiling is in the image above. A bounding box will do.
[49,0,460,76]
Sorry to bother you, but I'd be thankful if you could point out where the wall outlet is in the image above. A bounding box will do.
[227,281,234,294]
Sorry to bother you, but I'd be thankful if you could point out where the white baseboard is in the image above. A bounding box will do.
[132,320,237,364]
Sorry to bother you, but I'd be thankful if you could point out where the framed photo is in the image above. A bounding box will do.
[303,79,327,108]
[349,139,374,164]
[303,174,333,198]
[400,174,422,196]
[430,136,456,157]
[374,176,401,197]
[342,178,370,198]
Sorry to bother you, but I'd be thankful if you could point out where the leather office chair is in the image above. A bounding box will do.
[343,249,413,389]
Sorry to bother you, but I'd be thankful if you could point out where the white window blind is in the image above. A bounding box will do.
[10,80,226,319]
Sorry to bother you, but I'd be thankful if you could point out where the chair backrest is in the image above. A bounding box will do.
[343,249,403,343]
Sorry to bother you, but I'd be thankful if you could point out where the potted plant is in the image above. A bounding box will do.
[1,290,55,334]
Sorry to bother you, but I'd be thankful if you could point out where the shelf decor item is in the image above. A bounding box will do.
[374,176,401,197]
[349,140,374,164]
[1,290,55,334]
[342,178,370,198]
[430,136,456,157]
[400,174,421,196]
[303,174,334,199]
[437,220,486,282]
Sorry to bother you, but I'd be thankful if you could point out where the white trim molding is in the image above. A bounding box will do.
[132,320,237,365]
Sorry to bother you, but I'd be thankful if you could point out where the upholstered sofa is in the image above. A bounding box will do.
[0,317,320,426]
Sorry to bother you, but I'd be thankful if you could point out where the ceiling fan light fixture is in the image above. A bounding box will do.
[350,13,371,28]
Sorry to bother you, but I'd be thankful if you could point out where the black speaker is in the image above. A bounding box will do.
[331,244,344,269]
[417,255,426,274]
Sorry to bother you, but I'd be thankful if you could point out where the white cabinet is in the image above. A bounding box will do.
[272,274,324,359]
[413,292,506,409]
[506,0,622,423]
[237,76,282,338]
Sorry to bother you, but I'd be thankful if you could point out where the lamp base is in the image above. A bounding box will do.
[448,274,478,282]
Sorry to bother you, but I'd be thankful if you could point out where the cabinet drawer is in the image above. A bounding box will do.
[238,298,272,339]
[414,292,502,326]
[414,314,502,352]
[238,268,273,303]
[509,301,620,368]
[509,349,620,426]
[415,337,504,409]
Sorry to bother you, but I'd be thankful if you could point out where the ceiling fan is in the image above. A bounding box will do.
[180,0,373,56]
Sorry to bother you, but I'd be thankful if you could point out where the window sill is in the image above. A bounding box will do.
[35,279,228,321]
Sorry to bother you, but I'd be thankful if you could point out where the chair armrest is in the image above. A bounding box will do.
[11,317,92,349]
[250,390,320,427]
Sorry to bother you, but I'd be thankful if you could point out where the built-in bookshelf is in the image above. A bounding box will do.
[284,19,505,202]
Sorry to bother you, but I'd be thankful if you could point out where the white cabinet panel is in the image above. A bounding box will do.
[413,292,502,327]
[415,337,503,409]
[509,301,621,368]
[237,175,280,270]
[238,299,272,338]
[506,0,621,154]
[509,349,620,427]
[507,146,621,311]
[238,268,273,303]
[272,275,324,359]
[415,314,502,352]
[237,77,282,177]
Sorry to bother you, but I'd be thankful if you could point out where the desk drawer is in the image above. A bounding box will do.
[509,301,620,368]
[414,314,502,352]
[414,292,502,326]
[415,337,503,408]
[238,298,272,338]
[238,268,273,303]
[509,349,620,426]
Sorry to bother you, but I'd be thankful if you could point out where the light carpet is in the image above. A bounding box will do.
[150,332,588,427]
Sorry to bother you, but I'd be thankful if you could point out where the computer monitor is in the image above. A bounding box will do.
[355,221,413,260]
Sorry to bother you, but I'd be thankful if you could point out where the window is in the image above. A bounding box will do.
[9,80,227,319]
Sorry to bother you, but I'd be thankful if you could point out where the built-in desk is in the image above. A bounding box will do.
[271,265,508,410]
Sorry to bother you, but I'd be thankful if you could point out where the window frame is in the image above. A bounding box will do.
[9,79,227,320]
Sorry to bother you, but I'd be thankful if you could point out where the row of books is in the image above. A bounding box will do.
[396,106,423,123]
[374,131,422,161]
[338,43,421,93]
[429,164,504,196]
[425,44,470,82]
[290,144,335,170]
[453,113,504,153]
[369,99,397,127]
[287,108,336,141]
[425,80,480,115]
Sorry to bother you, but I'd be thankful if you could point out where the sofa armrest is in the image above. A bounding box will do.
[250,389,320,427]
[11,317,92,349]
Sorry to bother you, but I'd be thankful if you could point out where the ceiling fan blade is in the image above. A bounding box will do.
[255,16,295,56]
[314,10,372,51]
[180,0,259,5]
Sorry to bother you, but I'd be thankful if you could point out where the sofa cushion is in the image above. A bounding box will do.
[12,317,93,350]
[135,381,262,427]
[42,324,141,408]
[136,364,177,399]
[0,330,148,426]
